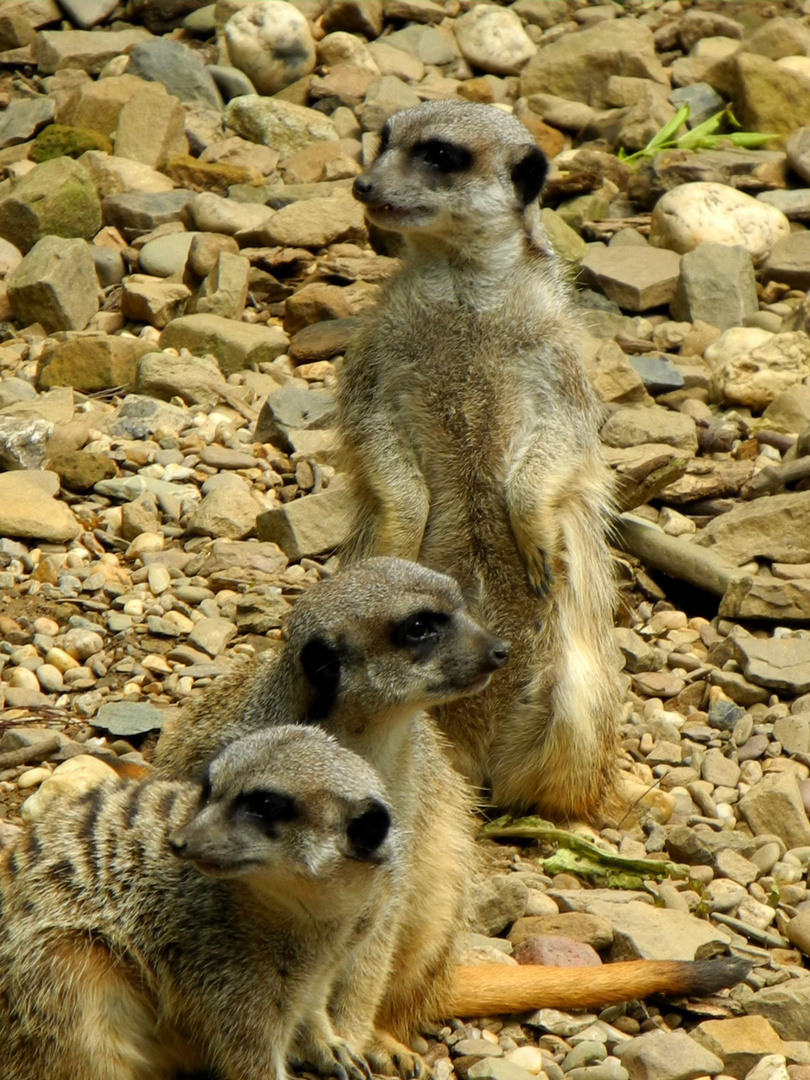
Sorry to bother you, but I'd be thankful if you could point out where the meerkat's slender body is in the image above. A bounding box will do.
[155,560,747,1077]
[338,100,620,821]
[0,726,397,1080]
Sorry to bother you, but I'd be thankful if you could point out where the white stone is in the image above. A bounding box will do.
[454,4,536,76]
[20,755,118,823]
[36,663,64,692]
[225,1,316,95]
[706,329,810,410]
[650,182,791,264]
[0,470,81,543]
[17,766,51,790]
[318,32,380,75]
[126,531,165,558]
[63,628,104,661]
[7,668,40,691]
[147,564,172,595]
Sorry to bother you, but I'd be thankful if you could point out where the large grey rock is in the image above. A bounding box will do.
[256,479,351,560]
[738,771,810,849]
[225,96,338,156]
[762,231,810,291]
[693,490,810,566]
[190,191,274,235]
[126,38,223,110]
[251,193,366,248]
[758,188,810,222]
[0,470,80,542]
[0,157,101,253]
[255,385,335,451]
[186,478,261,540]
[0,96,54,149]
[619,1030,723,1080]
[160,314,289,375]
[7,236,100,333]
[519,19,666,105]
[729,630,810,695]
[102,189,195,238]
[120,274,192,329]
[670,243,758,331]
[763,386,810,434]
[581,245,681,312]
[600,406,698,452]
[586,900,731,961]
[0,417,52,470]
[468,874,529,937]
[743,979,810,1042]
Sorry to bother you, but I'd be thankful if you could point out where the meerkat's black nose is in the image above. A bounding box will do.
[487,639,510,669]
[353,176,374,203]
[168,833,187,855]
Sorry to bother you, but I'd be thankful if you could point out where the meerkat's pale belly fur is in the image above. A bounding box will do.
[340,248,620,820]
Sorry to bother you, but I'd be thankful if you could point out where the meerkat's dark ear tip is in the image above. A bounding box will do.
[510,145,548,207]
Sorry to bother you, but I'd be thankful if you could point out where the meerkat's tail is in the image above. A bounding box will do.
[448,957,750,1016]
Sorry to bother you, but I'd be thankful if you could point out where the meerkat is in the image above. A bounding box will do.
[0,725,398,1080]
[336,100,620,823]
[155,559,747,1076]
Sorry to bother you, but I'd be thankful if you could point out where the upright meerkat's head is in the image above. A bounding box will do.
[287,558,510,735]
[353,101,548,251]
[169,726,395,903]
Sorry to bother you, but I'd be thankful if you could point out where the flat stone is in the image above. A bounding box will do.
[36,28,152,75]
[454,5,535,77]
[0,96,54,149]
[626,355,684,396]
[694,490,810,566]
[100,396,196,442]
[102,189,195,239]
[600,406,698,452]
[581,245,681,312]
[190,539,288,580]
[256,479,351,560]
[670,242,758,331]
[91,701,165,737]
[738,771,810,849]
[758,189,810,222]
[288,317,361,363]
[619,1030,723,1080]
[713,848,759,887]
[763,387,810,435]
[48,450,117,492]
[190,191,274,235]
[773,715,810,757]
[509,912,613,950]
[251,192,366,249]
[187,616,237,658]
[466,1060,537,1080]
[728,632,810,695]
[195,250,250,321]
[160,314,288,376]
[138,232,198,277]
[78,151,176,200]
[586,900,730,961]
[113,81,188,171]
[121,274,192,329]
[785,909,810,957]
[0,469,80,542]
[692,1016,784,1079]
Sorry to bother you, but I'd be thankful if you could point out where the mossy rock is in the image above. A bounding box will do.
[30,124,113,163]
[165,153,263,194]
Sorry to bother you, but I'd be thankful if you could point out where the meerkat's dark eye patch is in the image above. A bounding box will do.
[235,789,298,835]
[392,610,449,657]
[510,146,548,207]
[346,800,391,860]
[377,121,392,156]
[300,638,342,720]
[412,139,473,174]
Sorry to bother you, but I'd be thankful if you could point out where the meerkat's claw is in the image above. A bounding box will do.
[522,546,554,598]
[331,1040,373,1080]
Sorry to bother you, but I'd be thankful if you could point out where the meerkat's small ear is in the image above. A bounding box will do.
[300,638,341,720]
[510,146,548,207]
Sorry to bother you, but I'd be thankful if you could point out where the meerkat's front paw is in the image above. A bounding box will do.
[520,545,555,598]
[366,1033,433,1080]
[293,1034,371,1080]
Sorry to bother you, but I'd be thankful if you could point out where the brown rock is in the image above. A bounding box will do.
[284,280,379,335]
[508,913,613,950]
[512,935,602,968]
[692,1016,784,1079]
[288,318,360,364]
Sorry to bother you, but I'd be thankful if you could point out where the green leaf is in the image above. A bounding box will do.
[646,104,691,150]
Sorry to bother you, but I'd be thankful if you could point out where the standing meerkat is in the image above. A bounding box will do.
[337,100,620,822]
[0,725,398,1080]
[155,560,747,1076]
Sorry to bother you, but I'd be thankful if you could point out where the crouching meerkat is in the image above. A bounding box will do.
[337,100,621,822]
[155,559,748,1076]
[0,725,398,1080]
